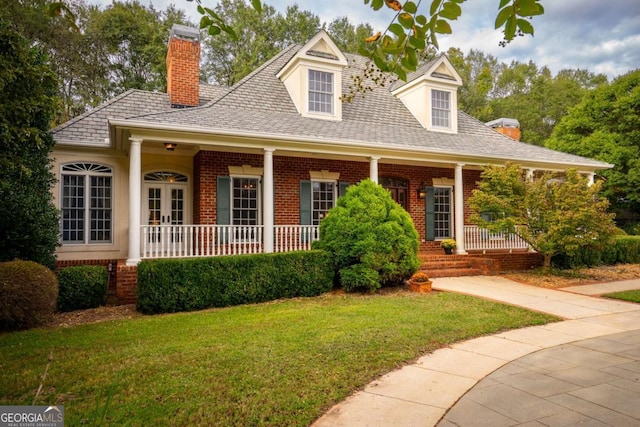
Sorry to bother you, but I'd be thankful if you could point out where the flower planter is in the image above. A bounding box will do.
[408,279,432,293]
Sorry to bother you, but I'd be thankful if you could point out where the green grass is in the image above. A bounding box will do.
[602,290,640,303]
[0,291,557,426]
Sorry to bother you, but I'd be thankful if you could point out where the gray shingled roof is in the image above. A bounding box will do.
[53,39,610,169]
[52,84,227,144]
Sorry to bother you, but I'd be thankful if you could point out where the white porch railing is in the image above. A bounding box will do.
[141,225,319,259]
[464,225,530,253]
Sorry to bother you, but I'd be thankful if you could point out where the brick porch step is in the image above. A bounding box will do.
[417,253,499,278]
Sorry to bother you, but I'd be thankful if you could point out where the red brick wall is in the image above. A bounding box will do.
[116,261,138,305]
[166,37,200,107]
[193,151,484,248]
[469,252,543,271]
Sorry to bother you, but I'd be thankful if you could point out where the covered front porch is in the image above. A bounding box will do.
[138,223,531,259]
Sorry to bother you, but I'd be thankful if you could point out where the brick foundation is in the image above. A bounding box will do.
[115,261,138,305]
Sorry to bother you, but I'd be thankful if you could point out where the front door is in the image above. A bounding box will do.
[143,172,188,253]
[381,177,408,210]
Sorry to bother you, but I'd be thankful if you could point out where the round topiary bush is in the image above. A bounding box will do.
[0,260,58,331]
[57,265,109,312]
[312,179,420,292]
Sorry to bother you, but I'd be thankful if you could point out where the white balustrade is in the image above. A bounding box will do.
[463,225,530,253]
[141,224,319,259]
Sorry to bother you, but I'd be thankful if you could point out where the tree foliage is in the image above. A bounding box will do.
[0,18,60,268]
[312,180,420,292]
[468,164,617,267]
[546,70,640,215]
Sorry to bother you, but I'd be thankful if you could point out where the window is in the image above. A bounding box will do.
[232,177,259,226]
[308,70,333,114]
[61,163,112,244]
[312,181,336,225]
[432,89,450,128]
[434,187,452,239]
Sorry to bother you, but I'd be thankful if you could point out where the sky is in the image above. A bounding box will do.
[89,0,640,80]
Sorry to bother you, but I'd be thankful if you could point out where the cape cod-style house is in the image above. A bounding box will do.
[51,25,612,302]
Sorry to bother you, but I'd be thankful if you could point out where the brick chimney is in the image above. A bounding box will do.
[166,24,200,108]
[485,118,521,141]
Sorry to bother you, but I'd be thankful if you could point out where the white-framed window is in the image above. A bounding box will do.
[61,163,113,244]
[312,181,336,225]
[232,177,260,226]
[434,187,453,239]
[431,89,451,128]
[308,69,334,114]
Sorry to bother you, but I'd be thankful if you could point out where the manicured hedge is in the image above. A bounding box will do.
[552,236,640,268]
[57,265,109,312]
[136,250,334,314]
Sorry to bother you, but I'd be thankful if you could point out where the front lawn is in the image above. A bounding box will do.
[602,290,640,303]
[0,291,556,426]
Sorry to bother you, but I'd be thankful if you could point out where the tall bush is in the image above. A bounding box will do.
[312,179,420,292]
[0,260,58,331]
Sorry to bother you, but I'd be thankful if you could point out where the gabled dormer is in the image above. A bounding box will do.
[392,55,463,133]
[277,30,348,121]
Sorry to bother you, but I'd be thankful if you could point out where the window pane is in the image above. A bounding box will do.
[308,70,333,114]
[232,178,259,226]
[312,181,335,225]
[434,188,451,238]
[90,176,112,243]
[432,90,450,128]
[61,175,85,242]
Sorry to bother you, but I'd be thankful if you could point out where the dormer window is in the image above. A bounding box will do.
[431,89,451,128]
[308,70,333,114]
[277,30,347,121]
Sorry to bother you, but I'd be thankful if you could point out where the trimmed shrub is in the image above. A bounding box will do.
[552,236,640,268]
[57,266,109,312]
[0,260,58,331]
[136,250,334,314]
[312,179,420,292]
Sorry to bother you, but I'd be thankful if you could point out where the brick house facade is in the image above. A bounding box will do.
[50,25,611,303]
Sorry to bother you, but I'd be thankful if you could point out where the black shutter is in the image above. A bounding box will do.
[425,186,435,241]
[217,176,231,243]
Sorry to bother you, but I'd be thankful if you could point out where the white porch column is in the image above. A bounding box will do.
[526,168,535,182]
[127,138,142,265]
[587,172,595,186]
[369,157,380,184]
[454,163,467,255]
[263,148,275,253]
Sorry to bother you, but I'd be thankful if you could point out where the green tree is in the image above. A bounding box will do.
[0,18,60,268]
[312,180,420,292]
[546,70,640,216]
[480,61,607,146]
[327,16,374,54]
[446,47,499,118]
[468,164,616,268]
[202,0,320,85]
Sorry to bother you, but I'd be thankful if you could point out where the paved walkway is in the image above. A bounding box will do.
[312,277,640,427]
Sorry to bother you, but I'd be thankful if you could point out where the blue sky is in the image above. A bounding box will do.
[90,0,640,80]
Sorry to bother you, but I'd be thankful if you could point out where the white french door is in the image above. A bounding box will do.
[144,182,188,252]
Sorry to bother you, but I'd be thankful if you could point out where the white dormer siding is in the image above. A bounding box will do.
[277,30,347,121]
[392,55,462,134]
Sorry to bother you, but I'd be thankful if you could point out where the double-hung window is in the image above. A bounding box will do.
[61,163,113,244]
[308,70,334,114]
[312,181,336,225]
[431,89,451,128]
[232,177,260,241]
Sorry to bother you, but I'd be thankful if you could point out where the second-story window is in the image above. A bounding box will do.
[432,89,451,128]
[308,70,333,114]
